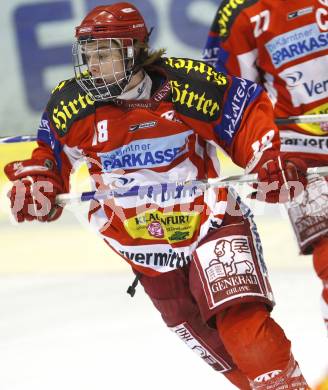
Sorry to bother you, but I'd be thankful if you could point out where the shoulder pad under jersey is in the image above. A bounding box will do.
[162,57,229,122]
[212,0,258,41]
[46,78,95,137]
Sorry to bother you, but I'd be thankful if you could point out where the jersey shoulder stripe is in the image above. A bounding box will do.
[162,56,229,122]
[46,78,95,137]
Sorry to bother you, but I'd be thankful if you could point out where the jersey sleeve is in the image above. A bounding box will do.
[203,1,261,82]
[31,110,72,192]
[178,74,280,173]
[30,78,92,192]
[230,87,280,172]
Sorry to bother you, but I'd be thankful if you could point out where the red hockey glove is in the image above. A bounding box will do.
[250,155,308,203]
[4,158,64,222]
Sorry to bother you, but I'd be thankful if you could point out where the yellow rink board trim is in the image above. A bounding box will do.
[1,225,130,273]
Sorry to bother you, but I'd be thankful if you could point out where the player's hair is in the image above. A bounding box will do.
[136,40,166,68]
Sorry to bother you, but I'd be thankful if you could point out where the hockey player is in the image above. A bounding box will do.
[204,0,328,337]
[5,3,310,389]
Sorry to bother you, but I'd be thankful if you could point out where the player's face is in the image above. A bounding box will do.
[83,39,125,86]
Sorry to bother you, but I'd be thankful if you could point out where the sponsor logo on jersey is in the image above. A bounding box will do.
[37,112,54,148]
[215,77,260,144]
[280,130,328,154]
[164,58,227,121]
[36,112,63,168]
[195,235,261,308]
[202,44,221,67]
[170,80,221,119]
[265,23,328,68]
[279,57,328,106]
[213,0,257,40]
[51,91,95,136]
[99,130,192,171]
[153,81,171,102]
[124,210,200,243]
[171,323,231,371]
[105,175,136,188]
[119,248,192,268]
[129,120,157,132]
[287,6,313,20]
[37,112,51,133]
[165,57,228,86]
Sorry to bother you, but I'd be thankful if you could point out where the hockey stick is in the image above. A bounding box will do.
[0,135,37,144]
[1,115,328,144]
[275,114,328,124]
[55,166,328,206]
[56,173,258,205]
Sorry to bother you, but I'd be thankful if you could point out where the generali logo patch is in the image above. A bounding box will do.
[195,235,262,308]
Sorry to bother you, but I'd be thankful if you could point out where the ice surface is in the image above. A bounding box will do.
[0,268,326,390]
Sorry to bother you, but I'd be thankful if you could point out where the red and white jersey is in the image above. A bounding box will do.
[32,57,279,276]
[204,0,328,164]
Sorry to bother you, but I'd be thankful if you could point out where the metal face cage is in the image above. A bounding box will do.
[73,37,135,101]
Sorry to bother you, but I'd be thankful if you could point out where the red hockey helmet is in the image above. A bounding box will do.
[75,2,149,43]
[73,3,149,101]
